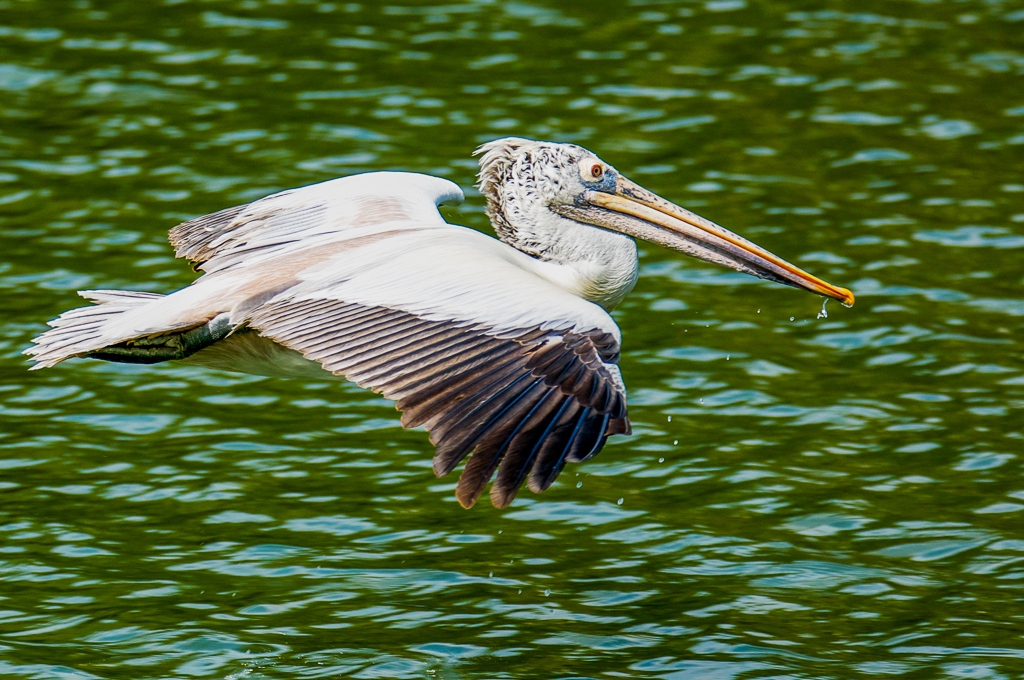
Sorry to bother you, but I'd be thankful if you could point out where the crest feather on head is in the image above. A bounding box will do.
[474,137,584,245]
[475,137,532,242]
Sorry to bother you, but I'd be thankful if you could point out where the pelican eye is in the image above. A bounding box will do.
[577,158,608,182]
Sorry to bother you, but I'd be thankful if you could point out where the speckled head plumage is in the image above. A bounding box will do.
[476,138,579,242]
[475,137,619,258]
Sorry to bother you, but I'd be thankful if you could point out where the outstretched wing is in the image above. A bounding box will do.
[233,221,631,509]
[249,298,629,508]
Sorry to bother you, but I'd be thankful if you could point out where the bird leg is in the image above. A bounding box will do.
[87,313,235,364]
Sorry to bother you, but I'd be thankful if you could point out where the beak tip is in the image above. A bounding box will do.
[835,288,855,308]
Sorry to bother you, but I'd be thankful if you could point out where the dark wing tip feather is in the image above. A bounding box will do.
[490,389,575,507]
[529,405,591,494]
[454,383,549,508]
[248,297,630,508]
[607,416,631,437]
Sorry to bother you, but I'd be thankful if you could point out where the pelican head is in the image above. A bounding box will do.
[476,137,854,308]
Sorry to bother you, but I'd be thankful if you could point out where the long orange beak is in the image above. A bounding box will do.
[582,177,854,307]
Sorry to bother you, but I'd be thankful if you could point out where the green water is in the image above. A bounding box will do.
[2,0,1024,677]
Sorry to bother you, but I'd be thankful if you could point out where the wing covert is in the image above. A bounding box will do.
[168,172,464,274]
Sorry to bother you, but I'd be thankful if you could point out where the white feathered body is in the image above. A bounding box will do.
[26,164,637,508]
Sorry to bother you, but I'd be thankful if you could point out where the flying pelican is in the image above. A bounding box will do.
[26,138,854,508]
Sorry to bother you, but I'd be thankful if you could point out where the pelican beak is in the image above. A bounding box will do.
[579,177,854,307]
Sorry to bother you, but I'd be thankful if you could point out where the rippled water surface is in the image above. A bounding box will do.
[2,0,1024,677]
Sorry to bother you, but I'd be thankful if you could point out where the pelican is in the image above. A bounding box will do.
[26,138,853,508]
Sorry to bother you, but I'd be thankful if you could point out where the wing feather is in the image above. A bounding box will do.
[455,379,553,508]
[246,297,629,507]
[491,388,568,507]
[168,172,464,273]
[528,403,589,494]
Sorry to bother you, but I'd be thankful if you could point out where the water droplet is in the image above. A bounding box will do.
[699,398,704,403]
[757,308,761,313]
[658,457,665,463]
[790,316,795,321]
[544,589,550,597]
[673,440,678,445]
[817,299,829,319]
[489,572,493,578]
[726,355,730,360]
[518,589,522,594]
[667,415,672,422]
[576,481,582,488]
[617,497,624,505]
